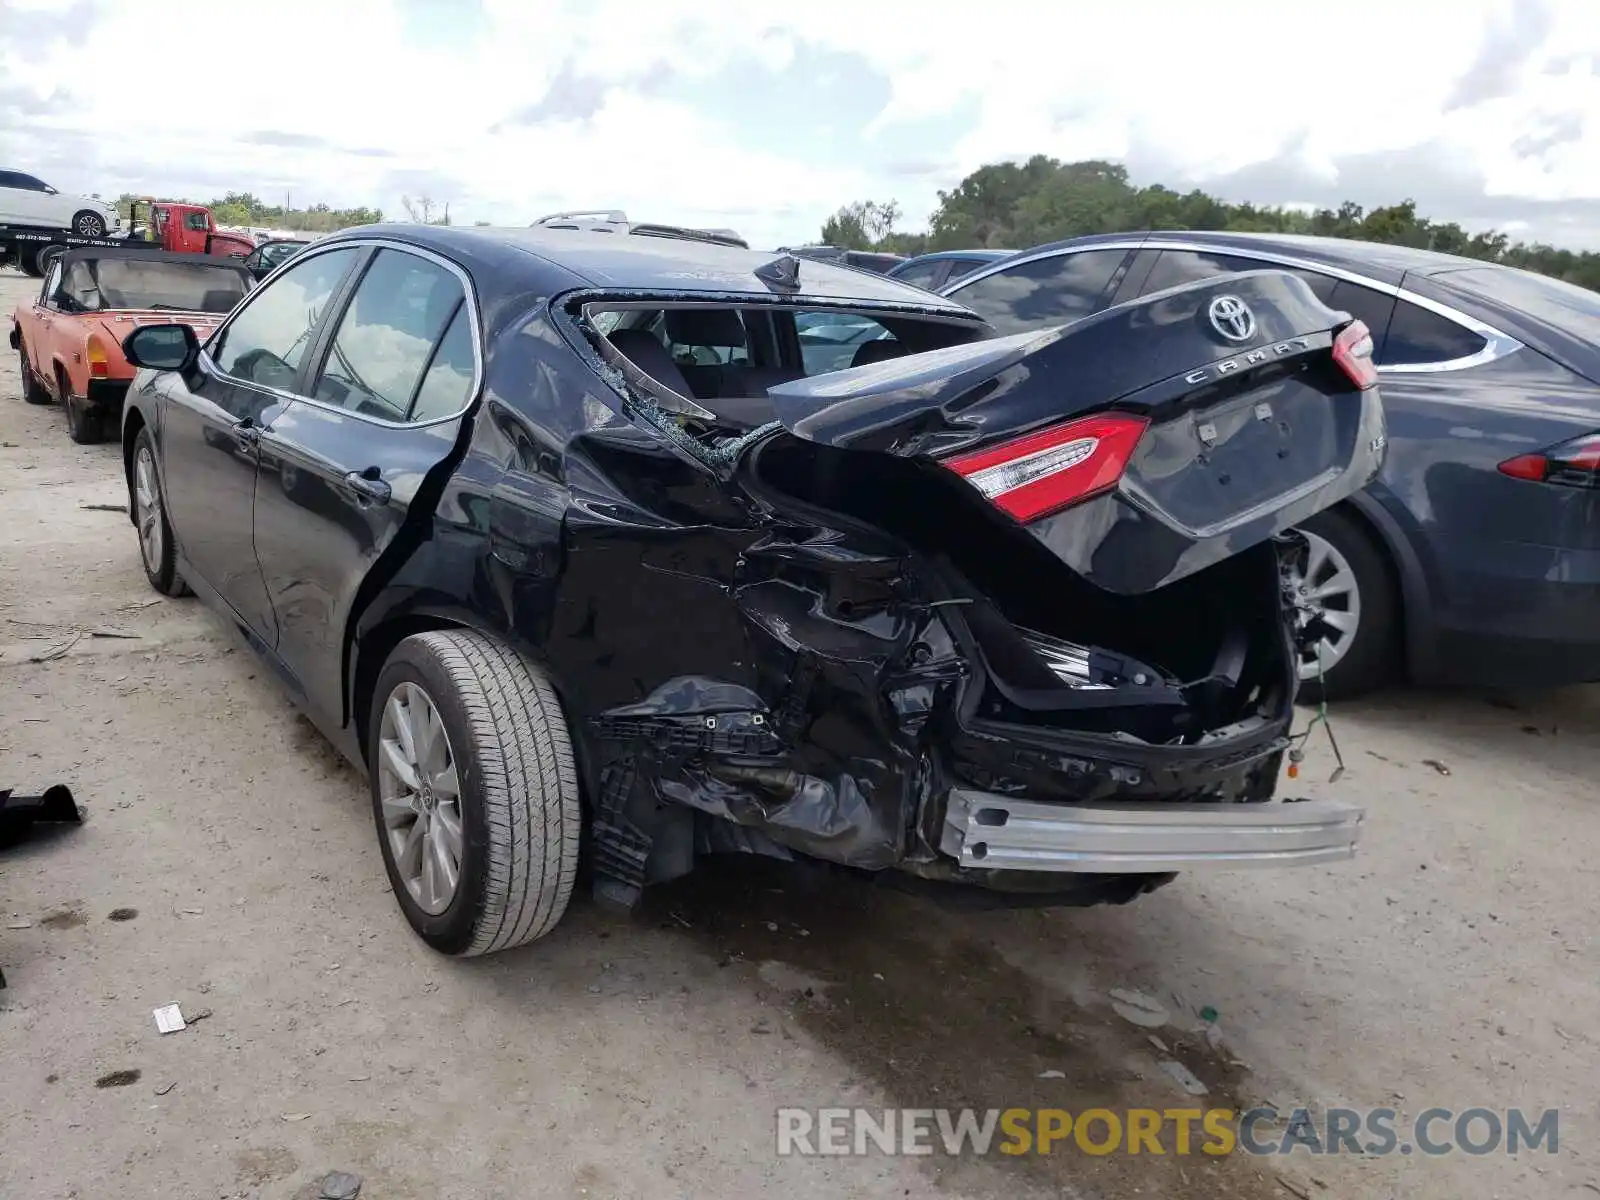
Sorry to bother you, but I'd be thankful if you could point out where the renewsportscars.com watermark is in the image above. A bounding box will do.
[776,1107,1560,1158]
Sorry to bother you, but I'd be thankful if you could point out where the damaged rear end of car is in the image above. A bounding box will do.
[553,268,1383,907]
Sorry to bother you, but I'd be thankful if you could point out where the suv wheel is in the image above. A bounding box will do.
[1289,508,1398,702]
[130,428,187,595]
[73,210,107,238]
[368,631,581,956]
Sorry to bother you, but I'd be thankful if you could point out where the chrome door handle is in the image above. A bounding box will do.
[344,469,391,505]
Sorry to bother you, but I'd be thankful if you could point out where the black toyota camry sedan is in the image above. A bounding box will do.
[118,222,1380,956]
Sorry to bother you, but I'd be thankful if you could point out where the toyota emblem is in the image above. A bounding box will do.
[1208,294,1256,342]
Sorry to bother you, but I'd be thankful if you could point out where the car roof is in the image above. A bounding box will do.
[997,230,1496,288]
[312,224,974,310]
[905,249,1011,262]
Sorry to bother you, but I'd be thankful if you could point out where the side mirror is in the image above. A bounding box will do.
[123,323,198,372]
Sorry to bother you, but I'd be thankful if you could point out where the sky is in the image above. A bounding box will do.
[2,0,1600,251]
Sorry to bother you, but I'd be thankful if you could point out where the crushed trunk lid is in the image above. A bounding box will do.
[760,270,1387,593]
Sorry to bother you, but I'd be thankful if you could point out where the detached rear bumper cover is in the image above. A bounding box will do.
[940,790,1364,873]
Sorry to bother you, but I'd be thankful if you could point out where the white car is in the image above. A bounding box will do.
[0,170,122,237]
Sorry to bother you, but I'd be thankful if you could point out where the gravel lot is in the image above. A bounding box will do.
[1,266,1596,1200]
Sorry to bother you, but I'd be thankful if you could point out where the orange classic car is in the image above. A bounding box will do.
[9,246,251,443]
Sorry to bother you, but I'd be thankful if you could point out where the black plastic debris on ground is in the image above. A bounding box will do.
[1,785,83,988]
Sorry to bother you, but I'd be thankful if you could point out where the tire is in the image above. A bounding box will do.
[72,210,106,238]
[62,374,101,444]
[36,245,64,276]
[368,631,581,956]
[1291,507,1399,703]
[19,249,44,278]
[18,346,51,405]
[130,427,186,596]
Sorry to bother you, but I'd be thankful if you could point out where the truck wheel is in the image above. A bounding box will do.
[36,245,65,275]
[19,249,44,278]
[368,630,581,957]
[130,428,185,596]
[72,210,106,238]
[18,347,50,405]
[1290,508,1399,703]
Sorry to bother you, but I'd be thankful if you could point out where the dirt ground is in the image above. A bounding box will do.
[1,266,1596,1200]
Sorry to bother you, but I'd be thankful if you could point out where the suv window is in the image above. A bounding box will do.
[311,248,468,421]
[1383,299,1487,366]
[211,247,358,391]
[1141,249,1267,295]
[948,249,1128,335]
[1137,249,1406,363]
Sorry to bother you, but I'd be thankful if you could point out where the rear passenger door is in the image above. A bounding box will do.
[249,243,480,726]
[942,247,1136,334]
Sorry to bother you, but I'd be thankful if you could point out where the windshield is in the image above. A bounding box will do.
[1439,265,1600,339]
[63,258,249,314]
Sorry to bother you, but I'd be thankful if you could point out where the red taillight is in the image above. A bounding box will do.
[1498,432,1600,489]
[943,412,1150,523]
[1332,320,1377,390]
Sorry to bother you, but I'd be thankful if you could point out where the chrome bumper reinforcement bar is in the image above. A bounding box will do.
[940,790,1364,873]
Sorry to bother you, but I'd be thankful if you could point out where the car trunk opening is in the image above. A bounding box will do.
[740,433,1296,748]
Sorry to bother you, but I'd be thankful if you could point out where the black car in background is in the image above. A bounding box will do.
[943,232,1600,699]
[117,224,1377,955]
[886,248,1012,291]
[780,244,907,274]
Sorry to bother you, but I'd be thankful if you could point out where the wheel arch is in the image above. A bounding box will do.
[1332,490,1439,683]
[349,603,595,814]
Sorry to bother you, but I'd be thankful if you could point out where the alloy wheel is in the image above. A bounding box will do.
[377,681,464,915]
[133,446,164,573]
[1286,529,1362,681]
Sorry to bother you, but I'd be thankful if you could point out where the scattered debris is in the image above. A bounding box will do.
[179,907,204,916]
[5,919,32,930]
[186,1007,214,1024]
[1147,1034,1169,1053]
[153,1004,187,1034]
[1159,1059,1209,1096]
[39,907,86,930]
[346,1075,370,1082]
[154,1081,177,1096]
[765,922,779,932]
[107,907,138,922]
[281,1112,312,1122]
[90,627,140,640]
[1278,1180,1313,1200]
[320,1171,363,1200]
[94,1069,142,1088]
[78,503,127,513]
[121,598,162,611]
[27,632,82,663]
[1421,758,1451,776]
[1109,988,1170,1029]
[1038,1069,1066,1079]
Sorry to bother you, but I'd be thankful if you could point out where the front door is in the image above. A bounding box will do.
[158,245,363,643]
[251,244,479,724]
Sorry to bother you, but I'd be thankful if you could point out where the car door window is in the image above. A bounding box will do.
[947,250,1129,334]
[943,259,986,284]
[39,260,62,307]
[210,247,359,391]
[1382,299,1486,366]
[408,306,477,422]
[891,261,943,290]
[1140,249,1268,295]
[310,248,468,422]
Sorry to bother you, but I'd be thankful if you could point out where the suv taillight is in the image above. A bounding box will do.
[1498,432,1600,489]
[943,413,1150,523]
[1332,320,1378,390]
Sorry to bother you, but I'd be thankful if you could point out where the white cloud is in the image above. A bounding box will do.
[2,0,1599,248]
